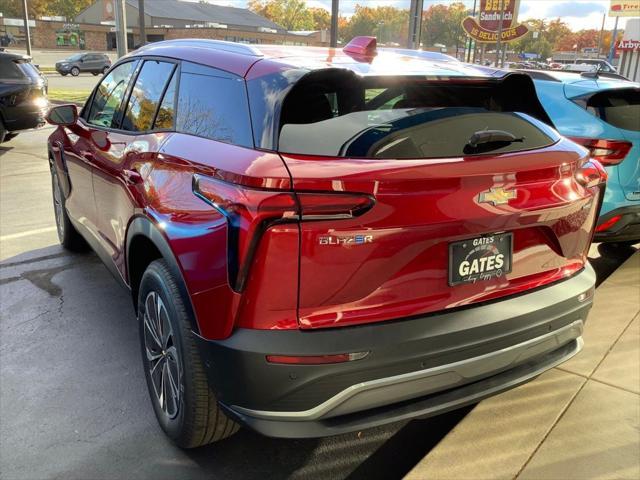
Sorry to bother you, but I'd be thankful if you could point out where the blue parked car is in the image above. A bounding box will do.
[526,70,639,245]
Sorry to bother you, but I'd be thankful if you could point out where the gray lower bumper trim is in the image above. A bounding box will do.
[232,319,584,421]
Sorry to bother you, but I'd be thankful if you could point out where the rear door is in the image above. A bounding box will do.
[276,78,600,330]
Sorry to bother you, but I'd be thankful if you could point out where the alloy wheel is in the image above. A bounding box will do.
[143,291,181,419]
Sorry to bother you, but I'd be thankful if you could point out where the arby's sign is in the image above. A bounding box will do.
[617,39,640,51]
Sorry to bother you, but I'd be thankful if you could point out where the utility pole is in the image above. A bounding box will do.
[607,16,619,63]
[495,0,504,67]
[407,0,424,49]
[330,0,338,48]
[22,0,31,56]
[114,0,128,57]
[466,0,477,63]
[138,0,146,47]
[597,13,606,56]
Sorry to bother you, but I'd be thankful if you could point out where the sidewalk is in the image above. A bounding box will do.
[406,251,640,480]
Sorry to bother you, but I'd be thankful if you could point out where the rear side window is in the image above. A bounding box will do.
[575,88,640,132]
[176,62,252,147]
[276,72,557,159]
[16,60,41,81]
[86,61,138,128]
[121,60,175,132]
[0,58,27,80]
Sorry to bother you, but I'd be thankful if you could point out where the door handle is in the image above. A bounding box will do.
[123,168,143,185]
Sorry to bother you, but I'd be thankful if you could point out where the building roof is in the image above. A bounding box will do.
[124,0,284,31]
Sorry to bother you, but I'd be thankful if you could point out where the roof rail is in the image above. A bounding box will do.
[138,39,263,57]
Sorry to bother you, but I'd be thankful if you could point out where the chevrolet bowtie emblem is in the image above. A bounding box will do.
[478,187,517,206]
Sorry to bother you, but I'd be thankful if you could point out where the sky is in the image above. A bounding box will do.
[204,0,630,31]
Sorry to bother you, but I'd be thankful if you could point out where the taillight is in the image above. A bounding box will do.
[595,214,622,232]
[575,159,608,188]
[297,192,374,220]
[569,137,632,166]
[193,174,374,291]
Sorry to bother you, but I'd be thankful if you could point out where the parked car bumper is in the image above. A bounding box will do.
[594,205,640,243]
[4,106,47,132]
[195,264,596,438]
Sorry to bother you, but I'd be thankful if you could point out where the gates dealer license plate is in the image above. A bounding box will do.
[448,233,513,286]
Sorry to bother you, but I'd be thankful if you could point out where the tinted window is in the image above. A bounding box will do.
[176,62,252,147]
[578,88,640,132]
[121,60,175,132]
[154,70,177,130]
[277,74,557,158]
[0,58,26,80]
[86,61,137,128]
[17,61,42,80]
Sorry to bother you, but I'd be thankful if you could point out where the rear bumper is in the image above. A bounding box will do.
[195,265,596,438]
[594,205,640,243]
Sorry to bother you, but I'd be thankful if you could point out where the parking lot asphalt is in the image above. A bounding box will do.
[0,129,636,480]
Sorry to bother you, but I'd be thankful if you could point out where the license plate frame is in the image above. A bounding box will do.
[448,232,513,286]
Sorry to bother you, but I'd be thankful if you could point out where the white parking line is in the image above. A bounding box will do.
[0,226,57,241]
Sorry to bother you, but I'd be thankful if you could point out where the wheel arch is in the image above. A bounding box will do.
[126,215,200,334]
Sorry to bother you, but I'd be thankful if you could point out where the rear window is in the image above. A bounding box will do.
[0,58,39,81]
[275,72,557,158]
[575,88,640,132]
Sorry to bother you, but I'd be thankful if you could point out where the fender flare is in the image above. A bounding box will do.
[126,215,200,334]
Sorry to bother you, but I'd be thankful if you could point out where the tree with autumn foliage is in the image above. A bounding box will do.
[247,0,315,30]
[1,0,93,20]
[421,2,468,50]
[340,4,409,45]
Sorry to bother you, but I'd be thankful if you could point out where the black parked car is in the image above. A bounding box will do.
[55,52,111,76]
[0,51,48,143]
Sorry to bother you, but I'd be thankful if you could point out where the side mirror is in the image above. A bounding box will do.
[46,104,78,126]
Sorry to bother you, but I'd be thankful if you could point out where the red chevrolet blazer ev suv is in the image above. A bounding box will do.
[46,38,605,448]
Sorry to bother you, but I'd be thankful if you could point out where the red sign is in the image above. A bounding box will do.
[462,17,528,43]
[617,39,640,51]
[479,0,520,31]
[462,0,528,44]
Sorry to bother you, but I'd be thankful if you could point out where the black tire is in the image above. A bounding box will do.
[50,167,86,251]
[0,120,6,144]
[92,72,98,76]
[102,66,109,75]
[71,66,80,76]
[138,259,239,448]
[61,72,68,76]
[3,133,18,142]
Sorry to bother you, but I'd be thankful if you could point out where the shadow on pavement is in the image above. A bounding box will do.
[0,245,467,480]
[589,243,638,287]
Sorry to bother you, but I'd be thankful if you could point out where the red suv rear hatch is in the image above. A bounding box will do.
[272,73,604,329]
